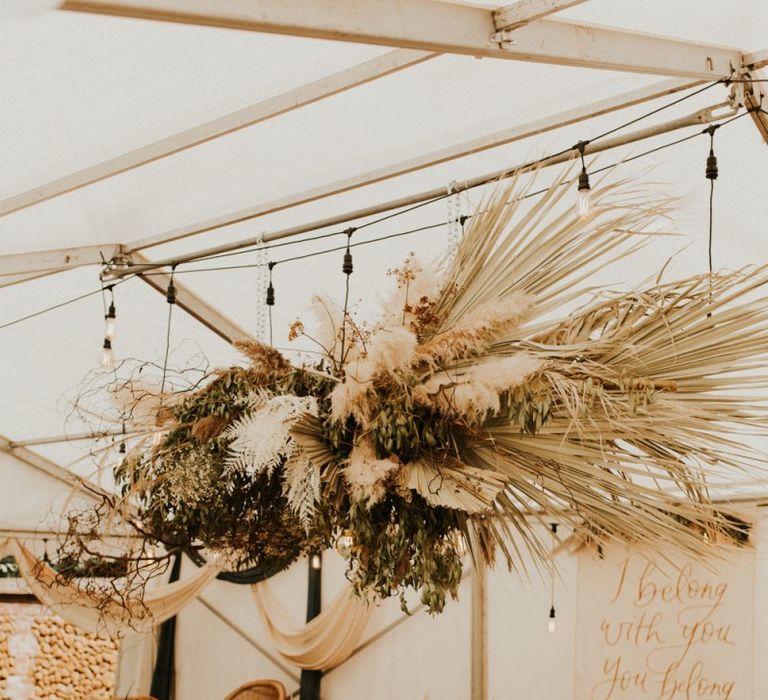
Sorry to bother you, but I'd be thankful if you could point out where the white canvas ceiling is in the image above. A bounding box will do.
[1,0,768,508]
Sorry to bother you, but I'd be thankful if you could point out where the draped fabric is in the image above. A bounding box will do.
[185,546,300,584]
[115,629,156,698]
[149,553,181,700]
[252,580,372,671]
[0,539,220,635]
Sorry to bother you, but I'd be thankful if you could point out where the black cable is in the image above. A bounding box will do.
[159,267,176,397]
[124,79,726,272]
[0,99,753,333]
[0,284,114,331]
[338,229,354,366]
[266,262,275,346]
[705,126,719,314]
[587,79,726,143]
[129,110,752,279]
[139,222,445,276]
[708,176,715,273]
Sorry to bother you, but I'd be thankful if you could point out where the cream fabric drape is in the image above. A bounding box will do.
[1,539,220,635]
[252,580,372,670]
[115,629,156,697]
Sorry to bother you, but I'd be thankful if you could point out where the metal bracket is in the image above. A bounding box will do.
[490,29,516,46]
[728,64,765,112]
[689,101,739,126]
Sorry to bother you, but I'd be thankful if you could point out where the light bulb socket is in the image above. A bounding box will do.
[706,151,719,180]
[578,168,591,192]
[549,605,556,619]
[266,282,275,306]
[118,442,126,454]
[106,302,116,320]
[166,280,176,305]
[102,338,112,350]
[342,250,353,275]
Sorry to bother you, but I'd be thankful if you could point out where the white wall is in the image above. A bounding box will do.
[174,511,768,700]
[175,526,574,700]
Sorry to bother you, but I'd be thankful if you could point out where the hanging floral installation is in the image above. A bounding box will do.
[64,167,766,615]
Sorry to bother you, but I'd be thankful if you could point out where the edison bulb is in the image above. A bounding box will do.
[548,618,556,633]
[105,316,116,340]
[311,553,322,570]
[577,188,593,220]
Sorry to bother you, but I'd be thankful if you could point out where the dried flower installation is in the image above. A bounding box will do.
[69,168,768,614]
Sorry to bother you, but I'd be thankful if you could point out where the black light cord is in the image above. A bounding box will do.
[159,266,176,397]
[139,222,445,276]
[549,522,558,627]
[338,228,355,367]
[586,78,726,143]
[124,79,727,272]
[0,275,134,331]
[266,262,275,346]
[0,99,756,333]
[704,125,720,315]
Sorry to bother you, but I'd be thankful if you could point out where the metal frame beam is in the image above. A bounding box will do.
[111,94,731,277]
[0,245,251,344]
[61,0,743,79]
[0,49,434,220]
[0,244,121,277]
[494,0,589,30]
[744,69,768,145]
[125,75,705,253]
[0,434,110,500]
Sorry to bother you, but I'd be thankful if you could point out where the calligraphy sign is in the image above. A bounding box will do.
[575,543,754,700]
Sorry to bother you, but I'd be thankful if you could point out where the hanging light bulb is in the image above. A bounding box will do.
[548,522,558,632]
[335,530,355,558]
[577,169,593,220]
[311,553,322,570]
[575,141,593,220]
[100,338,114,369]
[105,300,116,340]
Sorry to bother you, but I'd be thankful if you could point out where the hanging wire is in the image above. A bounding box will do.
[0,99,758,333]
[266,262,276,346]
[118,78,729,274]
[705,125,719,315]
[338,228,355,365]
[159,266,177,397]
[548,523,558,632]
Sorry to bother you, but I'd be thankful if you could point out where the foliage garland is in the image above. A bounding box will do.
[66,168,768,615]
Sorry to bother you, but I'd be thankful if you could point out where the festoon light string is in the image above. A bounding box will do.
[99,283,116,369]
[3,80,761,336]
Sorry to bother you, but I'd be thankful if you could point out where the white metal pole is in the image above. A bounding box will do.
[106,101,735,280]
